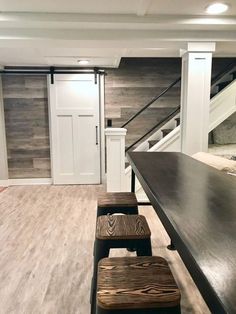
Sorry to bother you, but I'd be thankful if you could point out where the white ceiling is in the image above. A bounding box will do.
[1,0,236,15]
[0,0,236,67]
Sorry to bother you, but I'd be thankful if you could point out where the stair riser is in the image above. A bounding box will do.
[175,118,180,126]
[148,140,160,149]
[162,129,173,137]
[231,72,236,80]
[217,81,232,92]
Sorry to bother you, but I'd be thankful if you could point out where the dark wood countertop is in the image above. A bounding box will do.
[127,151,236,314]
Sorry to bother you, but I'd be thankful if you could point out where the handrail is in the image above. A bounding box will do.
[125,106,180,152]
[124,60,236,153]
[121,76,181,128]
[211,61,236,86]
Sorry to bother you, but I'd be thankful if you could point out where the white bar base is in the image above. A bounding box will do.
[105,128,127,192]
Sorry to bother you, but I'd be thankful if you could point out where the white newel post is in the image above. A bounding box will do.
[105,128,127,192]
[180,42,215,155]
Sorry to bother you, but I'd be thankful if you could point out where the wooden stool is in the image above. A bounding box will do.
[97,192,138,217]
[91,215,152,314]
[97,256,181,314]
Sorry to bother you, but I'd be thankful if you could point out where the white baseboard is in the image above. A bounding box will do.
[228,172,236,177]
[8,178,52,186]
[0,179,9,187]
[137,198,150,203]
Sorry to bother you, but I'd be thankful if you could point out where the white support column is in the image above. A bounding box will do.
[105,128,127,192]
[180,42,215,155]
[0,76,8,184]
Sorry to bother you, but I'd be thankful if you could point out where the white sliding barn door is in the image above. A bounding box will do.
[49,74,101,184]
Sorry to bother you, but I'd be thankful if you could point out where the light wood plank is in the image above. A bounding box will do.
[0,185,210,313]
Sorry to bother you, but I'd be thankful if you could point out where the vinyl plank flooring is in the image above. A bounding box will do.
[0,185,210,314]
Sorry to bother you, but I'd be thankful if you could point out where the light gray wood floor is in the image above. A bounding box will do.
[0,185,210,314]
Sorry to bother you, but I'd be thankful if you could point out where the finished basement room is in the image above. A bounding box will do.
[0,1,236,314]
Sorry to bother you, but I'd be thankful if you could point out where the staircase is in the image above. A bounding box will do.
[122,64,236,199]
[121,107,178,149]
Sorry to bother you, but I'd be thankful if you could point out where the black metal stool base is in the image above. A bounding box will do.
[127,247,136,252]
[167,240,176,251]
[97,206,138,218]
[96,305,181,314]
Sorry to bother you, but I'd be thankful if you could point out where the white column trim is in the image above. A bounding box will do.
[105,127,127,192]
[180,43,215,155]
[105,128,127,136]
[180,42,216,56]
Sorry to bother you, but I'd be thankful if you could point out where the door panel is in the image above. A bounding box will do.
[49,74,101,184]
[57,115,74,176]
[56,78,98,109]
[77,115,100,183]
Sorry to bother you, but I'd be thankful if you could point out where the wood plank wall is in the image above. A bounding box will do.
[2,75,50,179]
[1,58,235,180]
[105,58,181,147]
[105,57,236,149]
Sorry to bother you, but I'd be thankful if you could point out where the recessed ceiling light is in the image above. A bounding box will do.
[78,60,89,65]
[206,2,229,14]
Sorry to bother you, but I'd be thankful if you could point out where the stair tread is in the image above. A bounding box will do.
[162,128,173,132]
[217,80,232,86]
[217,81,232,91]
[175,117,180,126]
[231,71,236,79]
[125,162,130,168]
[148,139,160,149]
[148,140,160,144]
[148,140,160,143]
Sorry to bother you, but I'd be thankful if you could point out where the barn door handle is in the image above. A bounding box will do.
[95,126,98,145]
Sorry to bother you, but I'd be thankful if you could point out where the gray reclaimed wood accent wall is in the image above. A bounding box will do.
[105,57,236,149]
[105,58,182,148]
[2,75,50,179]
[1,58,235,180]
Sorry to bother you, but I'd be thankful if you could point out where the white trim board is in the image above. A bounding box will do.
[1,178,52,187]
[99,74,106,184]
[0,180,9,187]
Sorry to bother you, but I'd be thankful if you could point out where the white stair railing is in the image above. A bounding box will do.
[124,80,236,197]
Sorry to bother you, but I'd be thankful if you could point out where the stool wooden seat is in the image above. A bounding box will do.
[91,215,152,314]
[97,256,181,314]
[97,192,138,217]
[96,214,151,240]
